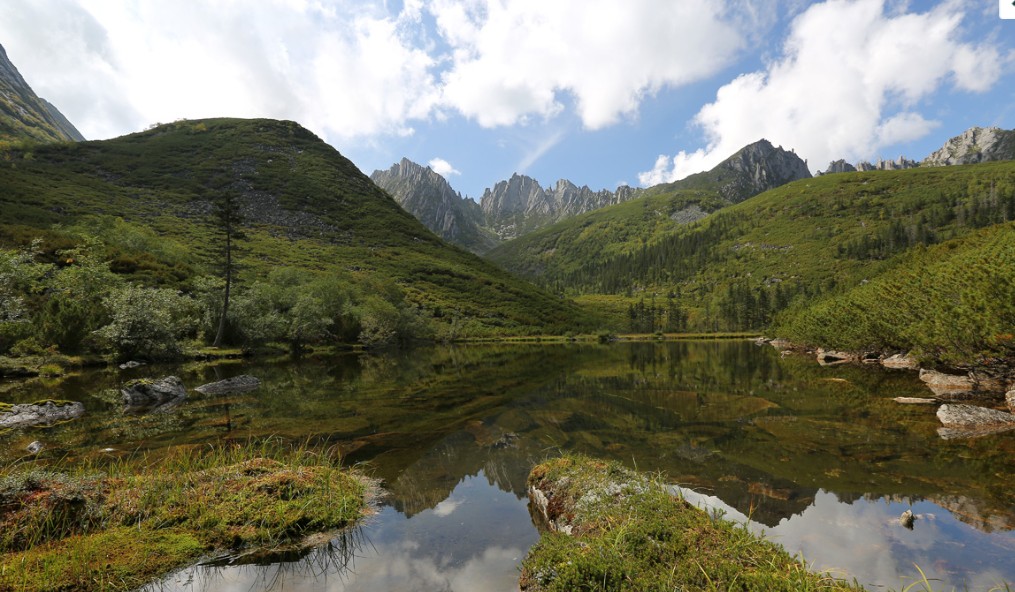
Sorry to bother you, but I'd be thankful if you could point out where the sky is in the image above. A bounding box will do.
[1,0,1013,199]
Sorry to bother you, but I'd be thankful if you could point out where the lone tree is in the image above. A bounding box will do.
[212,190,244,347]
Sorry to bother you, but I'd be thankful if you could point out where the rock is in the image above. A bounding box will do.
[194,375,261,395]
[121,376,187,408]
[0,401,85,429]
[1008,391,1015,414]
[937,424,1015,440]
[769,338,792,350]
[118,360,146,370]
[899,509,915,529]
[919,369,976,398]
[936,404,1015,428]
[822,159,857,174]
[893,397,937,405]
[882,354,919,370]
[26,440,43,454]
[816,348,855,365]
[922,126,1015,167]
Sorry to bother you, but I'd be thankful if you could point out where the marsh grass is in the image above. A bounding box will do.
[0,439,370,591]
[521,455,865,592]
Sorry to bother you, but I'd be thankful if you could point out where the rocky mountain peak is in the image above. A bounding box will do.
[710,139,811,202]
[923,126,1015,167]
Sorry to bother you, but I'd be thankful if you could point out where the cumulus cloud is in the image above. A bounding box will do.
[0,0,745,142]
[638,0,1003,186]
[0,0,438,141]
[430,0,744,129]
[428,157,461,177]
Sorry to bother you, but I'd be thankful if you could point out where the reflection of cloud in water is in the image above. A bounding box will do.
[154,541,526,592]
[147,472,536,592]
[676,486,1015,590]
[432,498,462,517]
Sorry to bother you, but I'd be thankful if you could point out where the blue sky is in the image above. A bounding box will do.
[1,0,1012,199]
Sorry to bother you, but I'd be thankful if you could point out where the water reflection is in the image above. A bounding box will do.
[2,341,1014,590]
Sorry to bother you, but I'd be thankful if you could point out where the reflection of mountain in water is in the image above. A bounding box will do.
[4,342,1013,536]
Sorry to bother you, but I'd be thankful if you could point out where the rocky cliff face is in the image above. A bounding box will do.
[712,140,812,202]
[371,158,496,254]
[0,43,84,143]
[923,127,1015,166]
[480,175,642,240]
[374,159,645,247]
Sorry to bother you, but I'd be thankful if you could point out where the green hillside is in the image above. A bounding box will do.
[776,222,1015,364]
[489,162,1015,357]
[0,118,587,358]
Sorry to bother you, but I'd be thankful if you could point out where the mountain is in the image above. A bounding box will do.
[489,153,1015,363]
[922,126,1015,166]
[644,139,811,203]
[0,118,588,339]
[372,160,643,251]
[0,43,84,143]
[487,138,812,281]
[480,175,642,241]
[370,159,498,254]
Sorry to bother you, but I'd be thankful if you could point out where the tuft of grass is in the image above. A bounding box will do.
[521,455,864,592]
[0,440,372,591]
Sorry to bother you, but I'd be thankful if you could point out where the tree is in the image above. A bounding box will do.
[211,191,244,347]
[96,284,199,360]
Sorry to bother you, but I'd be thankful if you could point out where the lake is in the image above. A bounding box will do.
[2,341,1013,591]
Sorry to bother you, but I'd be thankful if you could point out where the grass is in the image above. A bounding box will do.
[522,455,864,592]
[0,440,372,591]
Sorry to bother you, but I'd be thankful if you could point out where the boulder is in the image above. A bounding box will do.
[121,376,187,408]
[936,404,1015,428]
[882,354,919,370]
[919,369,976,398]
[194,375,261,395]
[0,401,85,429]
[1008,390,1015,414]
[816,348,855,366]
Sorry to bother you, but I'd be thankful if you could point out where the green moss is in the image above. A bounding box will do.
[0,442,371,591]
[0,527,203,592]
[521,455,863,592]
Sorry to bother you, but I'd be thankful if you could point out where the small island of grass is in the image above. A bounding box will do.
[0,442,374,591]
[522,455,864,592]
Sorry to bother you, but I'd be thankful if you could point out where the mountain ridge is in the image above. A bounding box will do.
[0,43,84,143]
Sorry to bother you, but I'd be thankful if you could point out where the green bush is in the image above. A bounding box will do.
[95,284,199,360]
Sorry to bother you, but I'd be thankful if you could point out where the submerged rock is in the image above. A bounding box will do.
[882,354,919,370]
[899,509,915,529]
[893,397,937,405]
[936,404,1015,428]
[122,376,187,408]
[194,375,261,395]
[0,401,85,429]
[919,369,976,398]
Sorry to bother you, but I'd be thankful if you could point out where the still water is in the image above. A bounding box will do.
[2,341,1014,591]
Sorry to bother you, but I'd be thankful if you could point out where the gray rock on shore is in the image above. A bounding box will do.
[121,376,187,408]
[882,354,919,370]
[0,401,85,429]
[194,375,261,395]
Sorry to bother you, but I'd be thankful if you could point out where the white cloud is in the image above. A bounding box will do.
[0,0,438,141]
[430,0,743,129]
[638,0,1003,186]
[428,157,461,177]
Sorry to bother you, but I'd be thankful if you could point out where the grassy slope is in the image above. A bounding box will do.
[775,222,1015,363]
[0,117,588,336]
[489,163,1015,340]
